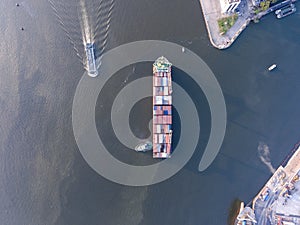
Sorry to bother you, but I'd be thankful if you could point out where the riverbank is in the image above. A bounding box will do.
[235,143,300,224]
[199,0,251,49]
[199,0,298,49]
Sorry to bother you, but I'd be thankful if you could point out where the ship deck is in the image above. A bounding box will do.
[152,56,172,158]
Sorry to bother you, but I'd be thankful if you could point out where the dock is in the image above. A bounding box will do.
[199,0,298,49]
[198,0,251,49]
[235,142,300,225]
[254,0,297,20]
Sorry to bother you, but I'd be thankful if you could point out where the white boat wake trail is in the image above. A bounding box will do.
[78,0,92,45]
[93,0,115,55]
[47,0,114,64]
[48,0,84,60]
[258,142,276,174]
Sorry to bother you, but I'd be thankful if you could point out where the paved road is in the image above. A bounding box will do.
[198,0,250,49]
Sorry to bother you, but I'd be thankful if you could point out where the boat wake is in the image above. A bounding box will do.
[258,142,276,174]
[47,0,114,66]
[78,0,93,45]
[93,0,115,57]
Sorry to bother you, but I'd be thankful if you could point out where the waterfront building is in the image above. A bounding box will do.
[220,0,241,14]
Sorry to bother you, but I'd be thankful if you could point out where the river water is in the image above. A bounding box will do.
[0,0,300,224]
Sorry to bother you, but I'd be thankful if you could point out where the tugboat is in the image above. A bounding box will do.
[268,64,277,71]
[134,141,153,152]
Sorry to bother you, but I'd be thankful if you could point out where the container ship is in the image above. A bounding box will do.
[152,56,173,158]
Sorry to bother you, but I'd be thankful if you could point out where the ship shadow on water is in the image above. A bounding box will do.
[171,67,212,173]
[128,97,181,154]
[227,198,242,225]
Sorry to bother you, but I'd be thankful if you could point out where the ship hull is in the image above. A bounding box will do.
[85,43,98,77]
[152,56,173,158]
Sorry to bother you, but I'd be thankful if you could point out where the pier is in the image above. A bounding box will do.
[235,143,300,225]
[198,0,251,49]
[254,0,297,20]
[199,0,298,49]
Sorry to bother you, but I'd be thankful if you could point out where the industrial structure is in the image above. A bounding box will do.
[235,142,300,225]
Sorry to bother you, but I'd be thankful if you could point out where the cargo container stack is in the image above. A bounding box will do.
[152,56,173,158]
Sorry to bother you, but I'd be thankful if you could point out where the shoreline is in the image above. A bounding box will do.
[199,0,297,49]
[235,142,300,224]
[198,0,251,49]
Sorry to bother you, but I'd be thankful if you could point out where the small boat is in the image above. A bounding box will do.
[85,43,98,77]
[276,4,296,19]
[134,141,153,152]
[182,47,185,53]
[268,64,277,71]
